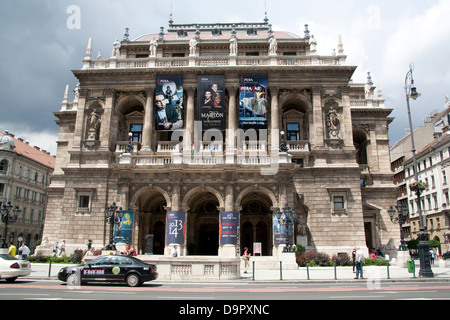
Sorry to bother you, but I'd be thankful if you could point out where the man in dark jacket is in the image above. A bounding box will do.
[155,93,180,130]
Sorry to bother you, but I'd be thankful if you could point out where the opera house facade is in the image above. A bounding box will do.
[37,18,399,278]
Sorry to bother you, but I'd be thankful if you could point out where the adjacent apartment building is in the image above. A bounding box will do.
[0,131,55,252]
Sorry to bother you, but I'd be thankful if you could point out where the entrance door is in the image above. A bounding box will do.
[153,221,165,255]
[364,222,373,253]
[198,223,219,255]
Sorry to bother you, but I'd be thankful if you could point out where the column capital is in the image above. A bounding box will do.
[144,87,155,98]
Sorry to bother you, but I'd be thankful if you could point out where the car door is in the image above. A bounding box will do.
[82,256,111,282]
[110,256,133,281]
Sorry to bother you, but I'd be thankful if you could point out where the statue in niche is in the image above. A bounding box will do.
[87,109,101,140]
[326,106,340,139]
[294,193,309,246]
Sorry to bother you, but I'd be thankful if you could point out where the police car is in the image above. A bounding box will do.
[58,255,158,287]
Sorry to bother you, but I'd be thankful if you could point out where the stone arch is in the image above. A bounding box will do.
[181,186,225,210]
[353,129,369,165]
[234,185,277,209]
[113,94,146,143]
[130,185,171,209]
[280,92,312,143]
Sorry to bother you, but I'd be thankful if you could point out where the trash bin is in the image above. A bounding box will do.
[407,259,414,273]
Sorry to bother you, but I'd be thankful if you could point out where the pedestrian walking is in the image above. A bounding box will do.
[429,249,435,264]
[53,241,59,256]
[7,242,17,257]
[242,247,251,273]
[18,243,30,259]
[59,240,66,256]
[354,247,365,279]
[352,248,356,273]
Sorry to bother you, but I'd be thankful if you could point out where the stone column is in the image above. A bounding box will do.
[226,86,238,163]
[270,86,279,152]
[141,87,154,152]
[311,86,324,147]
[72,89,87,151]
[99,88,115,151]
[183,87,196,157]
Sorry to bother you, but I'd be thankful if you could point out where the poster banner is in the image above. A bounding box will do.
[272,212,294,245]
[114,211,134,244]
[155,76,184,131]
[197,75,226,130]
[166,211,186,244]
[219,211,239,245]
[239,75,268,129]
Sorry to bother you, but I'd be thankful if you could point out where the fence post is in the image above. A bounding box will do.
[387,261,390,279]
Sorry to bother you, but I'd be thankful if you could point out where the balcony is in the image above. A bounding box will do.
[83,54,344,70]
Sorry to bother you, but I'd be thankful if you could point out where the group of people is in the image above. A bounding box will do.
[7,242,31,259]
[52,240,66,256]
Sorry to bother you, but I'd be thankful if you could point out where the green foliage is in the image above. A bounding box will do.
[27,249,89,264]
[332,253,352,266]
[364,258,387,266]
[293,244,306,253]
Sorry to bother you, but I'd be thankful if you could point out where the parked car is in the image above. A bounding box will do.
[442,252,450,260]
[58,255,158,287]
[0,254,31,282]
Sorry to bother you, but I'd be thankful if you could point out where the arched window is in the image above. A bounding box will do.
[353,130,368,165]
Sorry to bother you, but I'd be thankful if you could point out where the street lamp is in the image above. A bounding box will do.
[1,202,21,248]
[404,62,434,277]
[275,203,297,252]
[279,131,289,153]
[104,202,124,250]
[126,132,133,154]
[388,202,408,251]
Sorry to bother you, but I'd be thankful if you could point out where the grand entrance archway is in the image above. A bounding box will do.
[186,191,221,255]
[239,191,273,256]
[133,187,169,255]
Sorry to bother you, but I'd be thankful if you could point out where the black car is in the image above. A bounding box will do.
[443,252,450,260]
[58,255,158,287]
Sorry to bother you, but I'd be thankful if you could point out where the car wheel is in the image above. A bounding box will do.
[66,273,80,286]
[5,277,18,283]
[126,273,141,287]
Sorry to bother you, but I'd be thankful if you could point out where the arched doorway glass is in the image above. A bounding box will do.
[186,191,220,255]
[240,193,273,256]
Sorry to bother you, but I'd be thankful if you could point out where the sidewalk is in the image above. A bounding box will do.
[27,260,450,283]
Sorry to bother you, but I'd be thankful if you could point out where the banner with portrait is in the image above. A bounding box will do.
[197,75,226,130]
[239,75,268,129]
[155,76,184,131]
[166,211,186,244]
[273,211,294,245]
[114,211,134,244]
[219,211,239,245]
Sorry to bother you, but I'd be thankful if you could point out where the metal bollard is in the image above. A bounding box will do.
[333,260,337,280]
[280,261,283,281]
[252,261,255,281]
[387,261,390,279]
[48,258,52,277]
[306,260,310,280]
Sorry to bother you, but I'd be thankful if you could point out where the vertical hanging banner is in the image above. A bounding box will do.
[239,75,268,129]
[114,211,134,244]
[197,75,226,130]
[272,212,293,245]
[219,211,239,245]
[155,76,184,131]
[166,211,186,244]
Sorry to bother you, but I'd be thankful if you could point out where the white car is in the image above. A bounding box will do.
[0,254,31,282]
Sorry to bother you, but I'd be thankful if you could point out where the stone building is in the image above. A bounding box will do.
[37,18,399,269]
[0,131,54,252]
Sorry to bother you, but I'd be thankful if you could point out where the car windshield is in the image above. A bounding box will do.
[0,254,18,261]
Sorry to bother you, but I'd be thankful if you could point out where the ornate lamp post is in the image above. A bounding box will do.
[275,203,297,252]
[404,62,434,277]
[1,202,21,248]
[104,202,124,250]
[126,132,133,154]
[279,131,288,153]
[388,202,408,251]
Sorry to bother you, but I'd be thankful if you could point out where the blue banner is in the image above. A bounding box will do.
[114,211,134,244]
[273,212,293,245]
[155,76,184,131]
[166,211,186,244]
[219,211,239,245]
[239,75,268,129]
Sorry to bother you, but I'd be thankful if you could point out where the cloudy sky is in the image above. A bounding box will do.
[1,0,449,155]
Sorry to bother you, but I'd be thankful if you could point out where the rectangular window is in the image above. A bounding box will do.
[78,195,90,209]
[333,196,345,209]
[286,123,300,141]
[130,124,142,143]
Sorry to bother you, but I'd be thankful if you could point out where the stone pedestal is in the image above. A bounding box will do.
[396,250,409,268]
